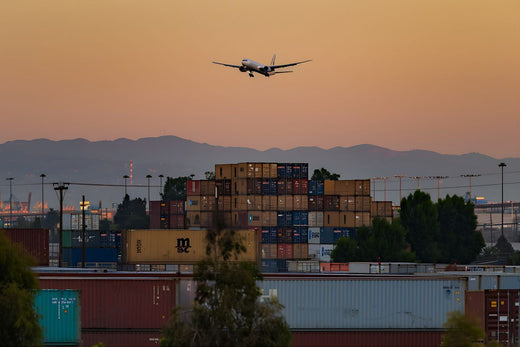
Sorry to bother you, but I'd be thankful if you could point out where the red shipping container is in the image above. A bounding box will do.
[277,243,293,259]
[186,180,200,196]
[3,228,49,266]
[169,214,185,229]
[38,273,176,329]
[82,331,163,347]
[292,331,443,347]
[169,200,185,215]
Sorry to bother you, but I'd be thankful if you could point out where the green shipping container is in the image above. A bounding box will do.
[35,289,81,345]
[62,231,72,248]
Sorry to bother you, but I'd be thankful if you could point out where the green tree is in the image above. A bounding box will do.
[162,176,188,201]
[113,194,149,229]
[331,236,358,262]
[0,231,43,346]
[331,218,415,262]
[161,226,292,347]
[311,168,340,181]
[440,311,501,347]
[400,191,441,262]
[437,195,484,264]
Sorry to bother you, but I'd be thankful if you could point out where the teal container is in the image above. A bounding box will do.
[34,289,81,345]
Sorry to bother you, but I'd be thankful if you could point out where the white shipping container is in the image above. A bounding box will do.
[308,212,324,227]
[308,244,320,260]
[308,227,321,244]
[320,244,334,262]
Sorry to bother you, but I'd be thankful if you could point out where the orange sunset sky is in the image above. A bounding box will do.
[1,0,519,158]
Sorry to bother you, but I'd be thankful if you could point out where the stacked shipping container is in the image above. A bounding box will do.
[150,200,185,229]
[182,162,392,272]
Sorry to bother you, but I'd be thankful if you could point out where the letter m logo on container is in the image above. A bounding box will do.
[176,238,191,253]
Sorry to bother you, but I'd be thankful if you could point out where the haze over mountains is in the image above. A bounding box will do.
[1,136,518,210]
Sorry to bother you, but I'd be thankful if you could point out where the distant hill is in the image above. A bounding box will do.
[0,136,518,210]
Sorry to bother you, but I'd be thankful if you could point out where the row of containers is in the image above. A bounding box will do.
[186,194,385,212]
[35,269,520,347]
[186,178,371,197]
[149,200,184,229]
[215,162,309,180]
[185,210,377,228]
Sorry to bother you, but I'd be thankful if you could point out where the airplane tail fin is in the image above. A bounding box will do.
[271,54,276,66]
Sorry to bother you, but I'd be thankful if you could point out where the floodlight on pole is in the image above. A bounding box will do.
[460,174,481,201]
[146,174,152,211]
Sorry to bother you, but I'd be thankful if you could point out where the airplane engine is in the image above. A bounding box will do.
[239,66,247,72]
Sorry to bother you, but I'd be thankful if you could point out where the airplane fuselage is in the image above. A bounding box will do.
[241,59,274,77]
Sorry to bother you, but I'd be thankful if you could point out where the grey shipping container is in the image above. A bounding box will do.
[257,276,465,329]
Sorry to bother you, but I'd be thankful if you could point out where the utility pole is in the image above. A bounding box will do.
[6,178,13,228]
[123,175,129,196]
[40,174,46,223]
[430,176,448,201]
[81,195,86,268]
[499,163,506,237]
[54,182,69,267]
[146,174,152,212]
[410,176,424,191]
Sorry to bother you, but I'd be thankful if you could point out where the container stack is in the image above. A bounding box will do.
[307,179,371,262]
[61,210,120,268]
[149,200,185,229]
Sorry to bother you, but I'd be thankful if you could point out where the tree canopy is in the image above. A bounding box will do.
[311,168,340,181]
[399,191,484,264]
[0,231,43,346]
[331,218,415,262]
[400,190,441,263]
[441,311,500,347]
[161,226,292,347]
[113,194,149,230]
[162,176,188,201]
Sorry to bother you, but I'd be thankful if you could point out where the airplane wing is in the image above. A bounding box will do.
[271,59,312,69]
[212,61,242,68]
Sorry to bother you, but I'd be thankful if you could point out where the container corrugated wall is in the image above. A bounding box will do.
[35,289,81,345]
[2,228,49,265]
[38,275,175,330]
[258,277,465,329]
[291,331,443,347]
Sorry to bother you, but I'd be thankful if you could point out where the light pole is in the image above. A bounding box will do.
[146,174,152,211]
[158,174,164,200]
[394,175,406,204]
[429,176,448,201]
[499,162,506,237]
[123,175,129,196]
[6,178,13,228]
[410,176,424,191]
[40,174,46,222]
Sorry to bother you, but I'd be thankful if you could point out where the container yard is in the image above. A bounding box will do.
[2,228,49,265]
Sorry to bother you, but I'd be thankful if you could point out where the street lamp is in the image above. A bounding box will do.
[40,174,46,222]
[6,178,13,228]
[123,175,129,196]
[499,162,506,237]
[394,175,406,203]
[158,174,164,200]
[146,174,152,211]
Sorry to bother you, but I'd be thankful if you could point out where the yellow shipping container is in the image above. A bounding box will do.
[122,229,258,264]
[324,180,336,195]
[324,211,340,227]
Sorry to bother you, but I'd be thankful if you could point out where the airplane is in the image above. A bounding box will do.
[212,54,311,77]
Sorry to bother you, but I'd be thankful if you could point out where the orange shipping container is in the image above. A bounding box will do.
[261,244,277,259]
[293,195,308,211]
[217,196,232,211]
[199,212,214,227]
[233,163,248,178]
[293,244,309,260]
[324,180,336,195]
[277,196,294,211]
[339,212,356,227]
[262,195,278,211]
[200,196,216,211]
[324,212,340,227]
[339,195,356,211]
[186,196,201,211]
[122,229,258,264]
[199,180,216,196]
[185,212,201,227]
[355,196,372,212]
[355,179,371,196]
[215,164,233,180]
[355,212,371,227]
[334,181,349,195]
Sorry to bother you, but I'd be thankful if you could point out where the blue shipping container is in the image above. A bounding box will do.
[308,180,324,195]
[62,247,118,267]
[277,211,293,227]
[320,227,335,244]
[35,289,81,345]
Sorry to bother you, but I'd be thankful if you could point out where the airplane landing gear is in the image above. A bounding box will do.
[249,73,254,77]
